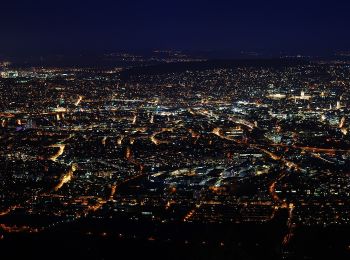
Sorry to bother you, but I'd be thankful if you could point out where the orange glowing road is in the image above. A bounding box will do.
[294,145,350,153]
[0,205,19,217]
[75,96,83,106]
[150,128,173,145]
[183,209,196,222]
[268,173,296,247]
[212,127,239,143]
[132,114,137,125]
[109,185,117,201]
[270,143,350,154]
[101,136,107,146]
[311,153,335,164]
[183,205,200,222]
[282,203,295,246]
[253,146,281,160]
[269,181,280,204]
[267,170,295,247]
[48,144,66,162]
[117,135,124,146]
[125,146,132,160]
[150,133,164,145]
[54,163,77,192]
[0,224,40,234]
[268,173,287,206]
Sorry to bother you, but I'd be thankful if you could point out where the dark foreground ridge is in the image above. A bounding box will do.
[1,216,350,260]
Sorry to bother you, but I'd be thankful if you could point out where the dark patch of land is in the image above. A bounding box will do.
[1,209,349,260]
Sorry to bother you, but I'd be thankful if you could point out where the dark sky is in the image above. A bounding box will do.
[1,0,350,56]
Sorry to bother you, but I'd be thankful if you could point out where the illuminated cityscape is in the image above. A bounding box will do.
[1,57,350,259]
[1,1,350,259]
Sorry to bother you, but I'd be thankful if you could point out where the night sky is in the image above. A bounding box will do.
[1,0,350,56]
